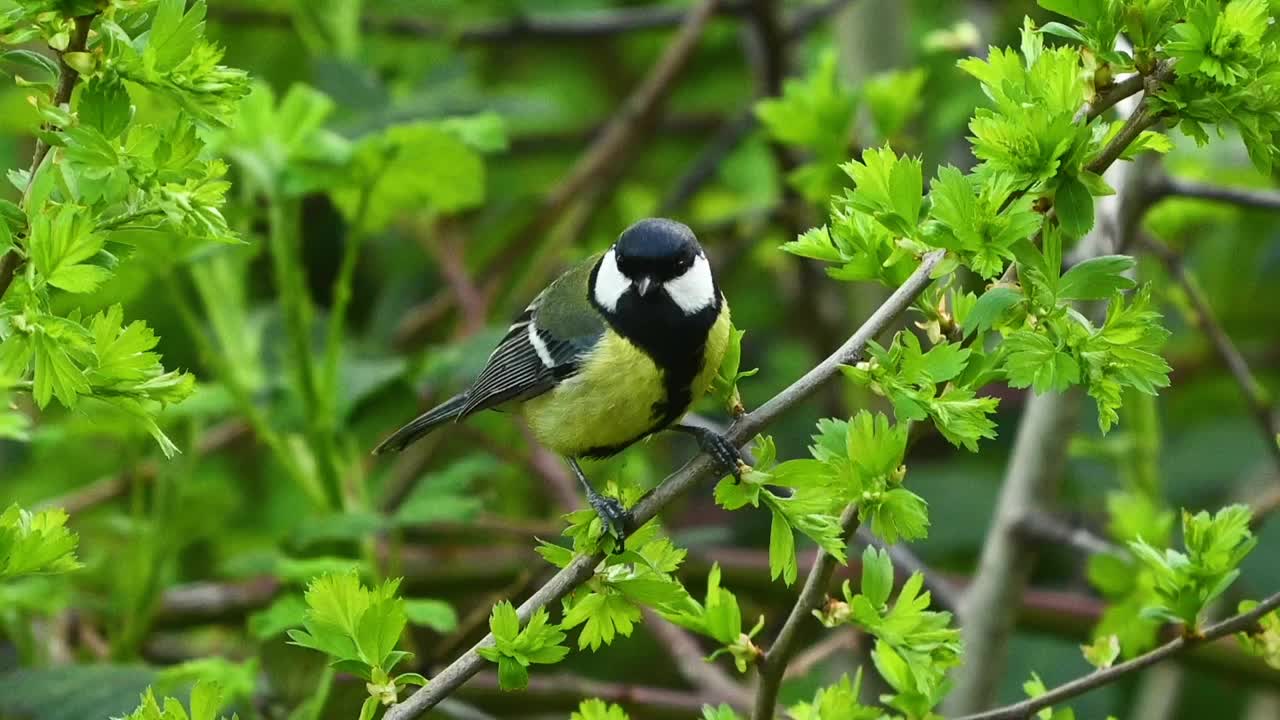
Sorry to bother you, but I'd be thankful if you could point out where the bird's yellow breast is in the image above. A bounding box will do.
[521,303,731,458]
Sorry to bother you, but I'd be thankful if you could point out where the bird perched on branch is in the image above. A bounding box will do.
[374,218,741,540]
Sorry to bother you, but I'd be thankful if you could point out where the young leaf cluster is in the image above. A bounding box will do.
[0,503,81,580]
[477,601,569,691]
[287,571,426,718]
[815,546,962,718]
[1129,504,1257,628]
[0,0,252,456]
[114,680,235,720]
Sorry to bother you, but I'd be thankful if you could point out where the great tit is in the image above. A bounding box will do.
[374,217,742,538]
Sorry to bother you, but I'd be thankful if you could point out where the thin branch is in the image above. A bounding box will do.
[459,670,714,714]
[484,0,722,302]
[643,608,754,709]
[0,14,94,302]
[1013,511,1122,557]
[753,506,860,720]
[782,628,857,680]
[657,108,759,215]
[1143,236,1280,471]
[1152,176,1280,212]
[384,251,945,720]
[209,2,752,43]
[955,590,1280,720]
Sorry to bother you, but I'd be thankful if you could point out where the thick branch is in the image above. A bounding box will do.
[0,14,94,302]
[384,251,944,720]
[753,506,860,720]
[956,590,1280,720]
[1143,236,1280,471]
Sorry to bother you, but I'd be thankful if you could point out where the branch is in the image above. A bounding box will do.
[484,0,722,300]
[753,506,860,720]
[956,590,1280,720]
[384,251,945,720]
[1142,236,1280,471]
[642,608,754,709]
[1152,176,1280,212]
[1013,511,1122,557]
[209,2,752,43]
[0,13,95,302]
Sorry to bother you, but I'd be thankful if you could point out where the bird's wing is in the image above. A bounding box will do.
[458,255,605,418]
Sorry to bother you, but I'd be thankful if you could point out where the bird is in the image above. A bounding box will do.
[373,218,742,541]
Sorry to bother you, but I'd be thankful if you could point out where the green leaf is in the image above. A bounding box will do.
[1058,255,1136,300]
[496,657,528,691]
[31,331,89,409]
[861,546,894,609]
[78,76,133,139]
[572,699,631,720]
[1055,174,1095,238]
[1081,634,1121,669]
[562,591,641,651]
[404,598,458,633]
[962,286,1024,336]
[0,504,82,579]
[867,488,930,543]
[768,510,798,586]
[148,0,207,72]
[1003,330,1080,393]
[842,145,924,238]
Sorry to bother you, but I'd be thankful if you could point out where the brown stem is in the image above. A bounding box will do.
[1152,176,1280,212]
[752,507,860,720]
[1143,236,1280,471]
[956,590,1280,720]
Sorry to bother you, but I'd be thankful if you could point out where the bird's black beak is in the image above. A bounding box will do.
[636,276,654,296]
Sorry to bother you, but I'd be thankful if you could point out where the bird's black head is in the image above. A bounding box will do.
[591,217,719,317]
[613,218,701,288]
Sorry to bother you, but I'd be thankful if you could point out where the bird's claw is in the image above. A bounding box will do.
[588,492,632,552]
[697,430,746,483]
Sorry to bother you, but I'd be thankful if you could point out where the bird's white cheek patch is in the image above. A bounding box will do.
[593,249,630,312]
[664,255,716,315]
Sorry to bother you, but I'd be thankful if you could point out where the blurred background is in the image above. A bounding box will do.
[2,1,1279,719]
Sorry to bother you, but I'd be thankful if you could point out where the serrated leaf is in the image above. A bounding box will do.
[1058,255,1136,300]
[1055,174,1095,238]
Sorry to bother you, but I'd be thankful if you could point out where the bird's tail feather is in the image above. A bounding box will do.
[372,393,469,454]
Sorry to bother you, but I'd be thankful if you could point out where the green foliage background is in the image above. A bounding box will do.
[2,1,1280,719]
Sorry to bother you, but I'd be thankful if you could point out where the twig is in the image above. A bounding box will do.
[422,218,489,337]
[642,608,753,709]
[753,505,861,720]
[209,2,751,43]
[0,14,95,302]
[459,670,714,714]
[1143,236,1280,471]
[384,252,944,720]
[854,526,963,612]
[1152,176,1280,212]
[657,108,759,215]
[955,590,1280,720]
[782,628,857,680]
[1013,511,1122,557]
[484,0,722,310]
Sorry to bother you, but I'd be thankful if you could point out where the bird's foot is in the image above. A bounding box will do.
[586,489,632,552]
[678,425,746,482]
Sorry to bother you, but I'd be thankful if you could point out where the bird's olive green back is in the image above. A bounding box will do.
[532,252,606,343]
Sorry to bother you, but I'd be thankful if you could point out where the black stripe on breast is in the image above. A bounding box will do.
[588,260,722,439]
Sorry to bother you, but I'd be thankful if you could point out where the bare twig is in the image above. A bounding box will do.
[643,608,753,709]
[1143,236,1280,471]
[0,14,95,302]
[782,628,857,680]
[487,0,721,287]
[1152,176,1280,212]
[210,2,752,43]
[753,506,860,720]
[1013,511,1122,557]
[384,252,944,719]
[956,590,1280,720]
